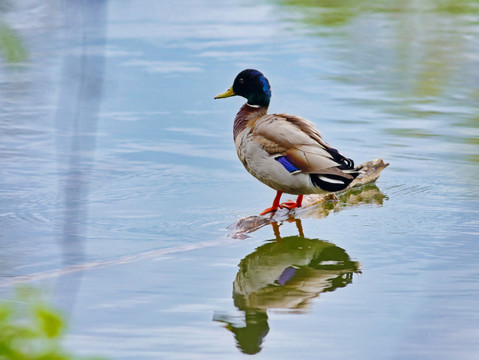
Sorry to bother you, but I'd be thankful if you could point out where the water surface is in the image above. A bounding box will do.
[0,0,478,359]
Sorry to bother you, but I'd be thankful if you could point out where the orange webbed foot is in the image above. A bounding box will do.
[259,191,284,216]
[259,206,279,216]
[279,200,298,210]
[279,195,303,211]
[259,194,304,215]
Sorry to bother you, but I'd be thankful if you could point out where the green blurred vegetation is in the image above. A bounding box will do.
[0,22,28,63]
[0,287,104,360]
[278,0,479,27]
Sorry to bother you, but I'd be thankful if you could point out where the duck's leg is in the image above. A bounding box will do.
[271,222,281,240]
[259,191,283,215]
[279,195,303,210]
[295,218,304,237]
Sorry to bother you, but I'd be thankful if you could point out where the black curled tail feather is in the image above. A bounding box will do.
[341,157,355,170]
[326,147,355,170]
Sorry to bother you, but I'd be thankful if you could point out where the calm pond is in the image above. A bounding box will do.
[1,0,478,359]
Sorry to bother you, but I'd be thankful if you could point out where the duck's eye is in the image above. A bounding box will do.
[238,78,244,85]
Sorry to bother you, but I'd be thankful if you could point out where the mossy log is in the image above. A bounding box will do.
[228,159,389,238]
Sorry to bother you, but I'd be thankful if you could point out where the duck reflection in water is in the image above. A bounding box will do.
[214,220,360,354]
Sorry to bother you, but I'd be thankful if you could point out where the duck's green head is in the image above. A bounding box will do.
[215,69,271,107]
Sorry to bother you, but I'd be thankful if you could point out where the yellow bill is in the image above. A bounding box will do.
[214,87,235,99]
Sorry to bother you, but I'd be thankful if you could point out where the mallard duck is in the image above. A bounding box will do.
[215,69,360,215]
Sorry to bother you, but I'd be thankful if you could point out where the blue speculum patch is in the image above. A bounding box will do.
[275,156,299,173]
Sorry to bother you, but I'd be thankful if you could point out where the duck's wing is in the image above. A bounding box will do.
[253,114,359,190]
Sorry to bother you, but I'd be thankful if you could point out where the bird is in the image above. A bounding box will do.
[215,69,361,215]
